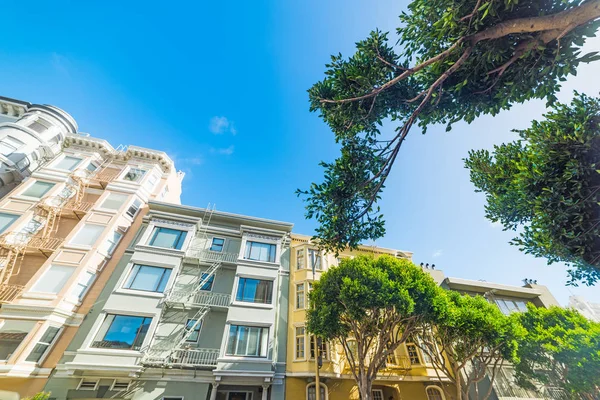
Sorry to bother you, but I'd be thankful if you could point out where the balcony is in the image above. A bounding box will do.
[143,348,219,368]
[0,233,64,258]
[0,284,24,303]
[61,200,94,219]
[384,355,411,370]
[184,248,238,264]
[166,290,231,308]
[92,167,123,187]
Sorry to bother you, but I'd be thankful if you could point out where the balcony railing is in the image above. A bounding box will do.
[0,284,24,303]
[185,248,238,263]
[167,290,231,308]
[143,348,219,368]
[93,167,123,183]
[62,200,95,214]
[384,355,412,370]
[494,379,543,399]
[0,233,64,254]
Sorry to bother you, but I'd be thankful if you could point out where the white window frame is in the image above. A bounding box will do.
[53,155,83,171]
[126,198,142,218]
[425,386,446,400]
[372,390,384,400]
[225,324,269,358]
[99,192,129,211]
[69,223,105,247]
[121,166,147,183]
[0,135,25,156]
[24,325,63,364]
[184,318,203,343]
[77,378,99,391]
[20,180,55,199]
[210,237,225,252]
[296,282,305,309]
[294,325,306,361]
[72,270,96,302]
[30,264,76,294]
[406,342,422,365]
[88,312,154,352]
[309,335,330,361]
[104,230,124,256]
[27,118,50,134]
[110,379,131,391]
[296,248,305,270]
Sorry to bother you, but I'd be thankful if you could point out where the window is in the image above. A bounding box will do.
[111,380,131,391]
[21,181,55,198]
[296,283,305,309]
[347,340,358,359]
[0,320,36,360]
[124,265,172,293]
[144,172,159,192]
[426,387,444,400]
[149,227,187,250]
[495,298,529,315]
[123,167,147,183]
[20,218,42,235]
[236,277,273,304]
[77,379,99,390]
[16,156,30,171]
[70,224,105,246]
[86,163,98,172]
[185,319,202,342]
[296,249,305,270]
[295,326,305,359]
[31,265,75,293]
[210,237,225,252]
[200,273,214,291]
[126,198,142,218]
[25,326,61,363]
[406,343,421,365]
[244,241,276,263]
[307,384,327,400]
[72,271,96,300]
[28,119,49,133]
[372,390,384,400]
[308,249,322,271]
[0,212,19,234]
[0,136,24,156]
[386,352,397,366]
[101,193,128,210]
[310,336,328,360]
[54,156,82,171]
[92,314,152,350]
[104,231,123,255]
[226,325,268,357]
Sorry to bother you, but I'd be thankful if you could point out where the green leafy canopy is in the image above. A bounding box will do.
[465,93,600,285]
[299,0,600,255]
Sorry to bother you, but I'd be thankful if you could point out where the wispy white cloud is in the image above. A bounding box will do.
[209,116,237,135]
[51,52,71,77]
[432,249,443,258]
[490,221,503,229]
[211,145,235,156]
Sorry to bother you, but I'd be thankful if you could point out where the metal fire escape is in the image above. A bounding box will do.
[144,205,225,368]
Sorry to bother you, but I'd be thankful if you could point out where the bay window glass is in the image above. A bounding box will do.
[92,314,151,350]
[296,283,305,309]
[54,156,82,171]
[185,319,202,342]
[0,212,19,234]
[244,241,276,263]
[101,193,128,210]
[104,231,123,255]
[0,320,35,360]
[295,327,305,359]
[25,326,61,363]
[406,343,421,364]
[143,172,159,192]
[124,265,172,293]
[210,237,225,252]
[0,135,24,156]
[72,271,96,300]
[226,325,268,357]
[236,278,273,304]
[308,249,322,270]
[200,272,214,291]
[70,224,104,246]
[31,265,75,293]
[28,119,49,134]
[126,198,142,218]
[123,168,146,183]
[22,181,55,198]
[296,249,305,270]
[148,227,187,250]
[495,298,529,315]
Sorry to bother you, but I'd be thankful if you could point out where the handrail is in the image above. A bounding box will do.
[185,248,238,263]
[0,233,64,252]
[0,284,24,303]
[93,167,122,182]
[143,347,220,368]
[63,200,95,213]
[167,290,231,308]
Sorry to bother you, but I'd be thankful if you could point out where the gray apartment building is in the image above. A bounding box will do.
[44,201,293,400]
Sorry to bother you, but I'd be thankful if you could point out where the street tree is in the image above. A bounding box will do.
[465,94,600,285]
[418,291,524,400]
[299,0,600,255]
[514,305,600,399]
[306,255,447,400]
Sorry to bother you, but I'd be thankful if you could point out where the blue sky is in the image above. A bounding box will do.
[1,1,599,304]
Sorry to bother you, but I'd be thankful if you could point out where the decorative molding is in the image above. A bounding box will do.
[151,218,196,230]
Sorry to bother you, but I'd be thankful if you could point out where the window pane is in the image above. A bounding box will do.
[200,273,214,291]
[0,320,36,360]
[70,224,104,246]
[236,278,273,304]
[0,136,24,156]
[25,326,60,363]
[101,193,128,210]
[185,319,202,342]
[92,314,151,350]
[105,231,123,255]
[0,213,19,234]
[296,249,305,270]
[124,265,171,293]
[54,156,82,171]
[28,120,48,134]
[149,227,187,250]
[126,199,142,218]
[123,168,146,182]
[296,283,305,309]
[226,325,267,357]
[32,265,75,293]
[244,241,276,262]
[210,238,225,252]
[22,181,55,198]
[72,271,96,300]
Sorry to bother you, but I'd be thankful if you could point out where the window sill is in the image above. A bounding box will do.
[230,301,274,310]
[21,292,58,300]
[79,348,143,357]
[218,357,271,364]
[114,288,165,299]
[63,244,93,251]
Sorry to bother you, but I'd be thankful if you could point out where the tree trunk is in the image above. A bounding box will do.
[357,370,372,400]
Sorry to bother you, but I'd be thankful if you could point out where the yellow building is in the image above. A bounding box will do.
[285,234,451,400]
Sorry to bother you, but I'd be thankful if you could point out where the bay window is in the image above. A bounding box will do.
[54,156,82,171]
[70,224,105,246]
[124,264,172,293]
[148,227,187,250]
[226,325,268,357]
[244,241,276,263]
[31,265,75,293]
[235,277,273,304]
[0,320,35,360]
[25,326,61,363]
[22,181,55,198]
[92,314,152,350]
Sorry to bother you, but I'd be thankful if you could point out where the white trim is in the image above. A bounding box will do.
[306,382,328,400]
[77,377,99,390]
[110,379,131,391]
[425,385,446,400]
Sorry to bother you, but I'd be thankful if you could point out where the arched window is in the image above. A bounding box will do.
[306,383,327,400]
[426,386,445,400]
